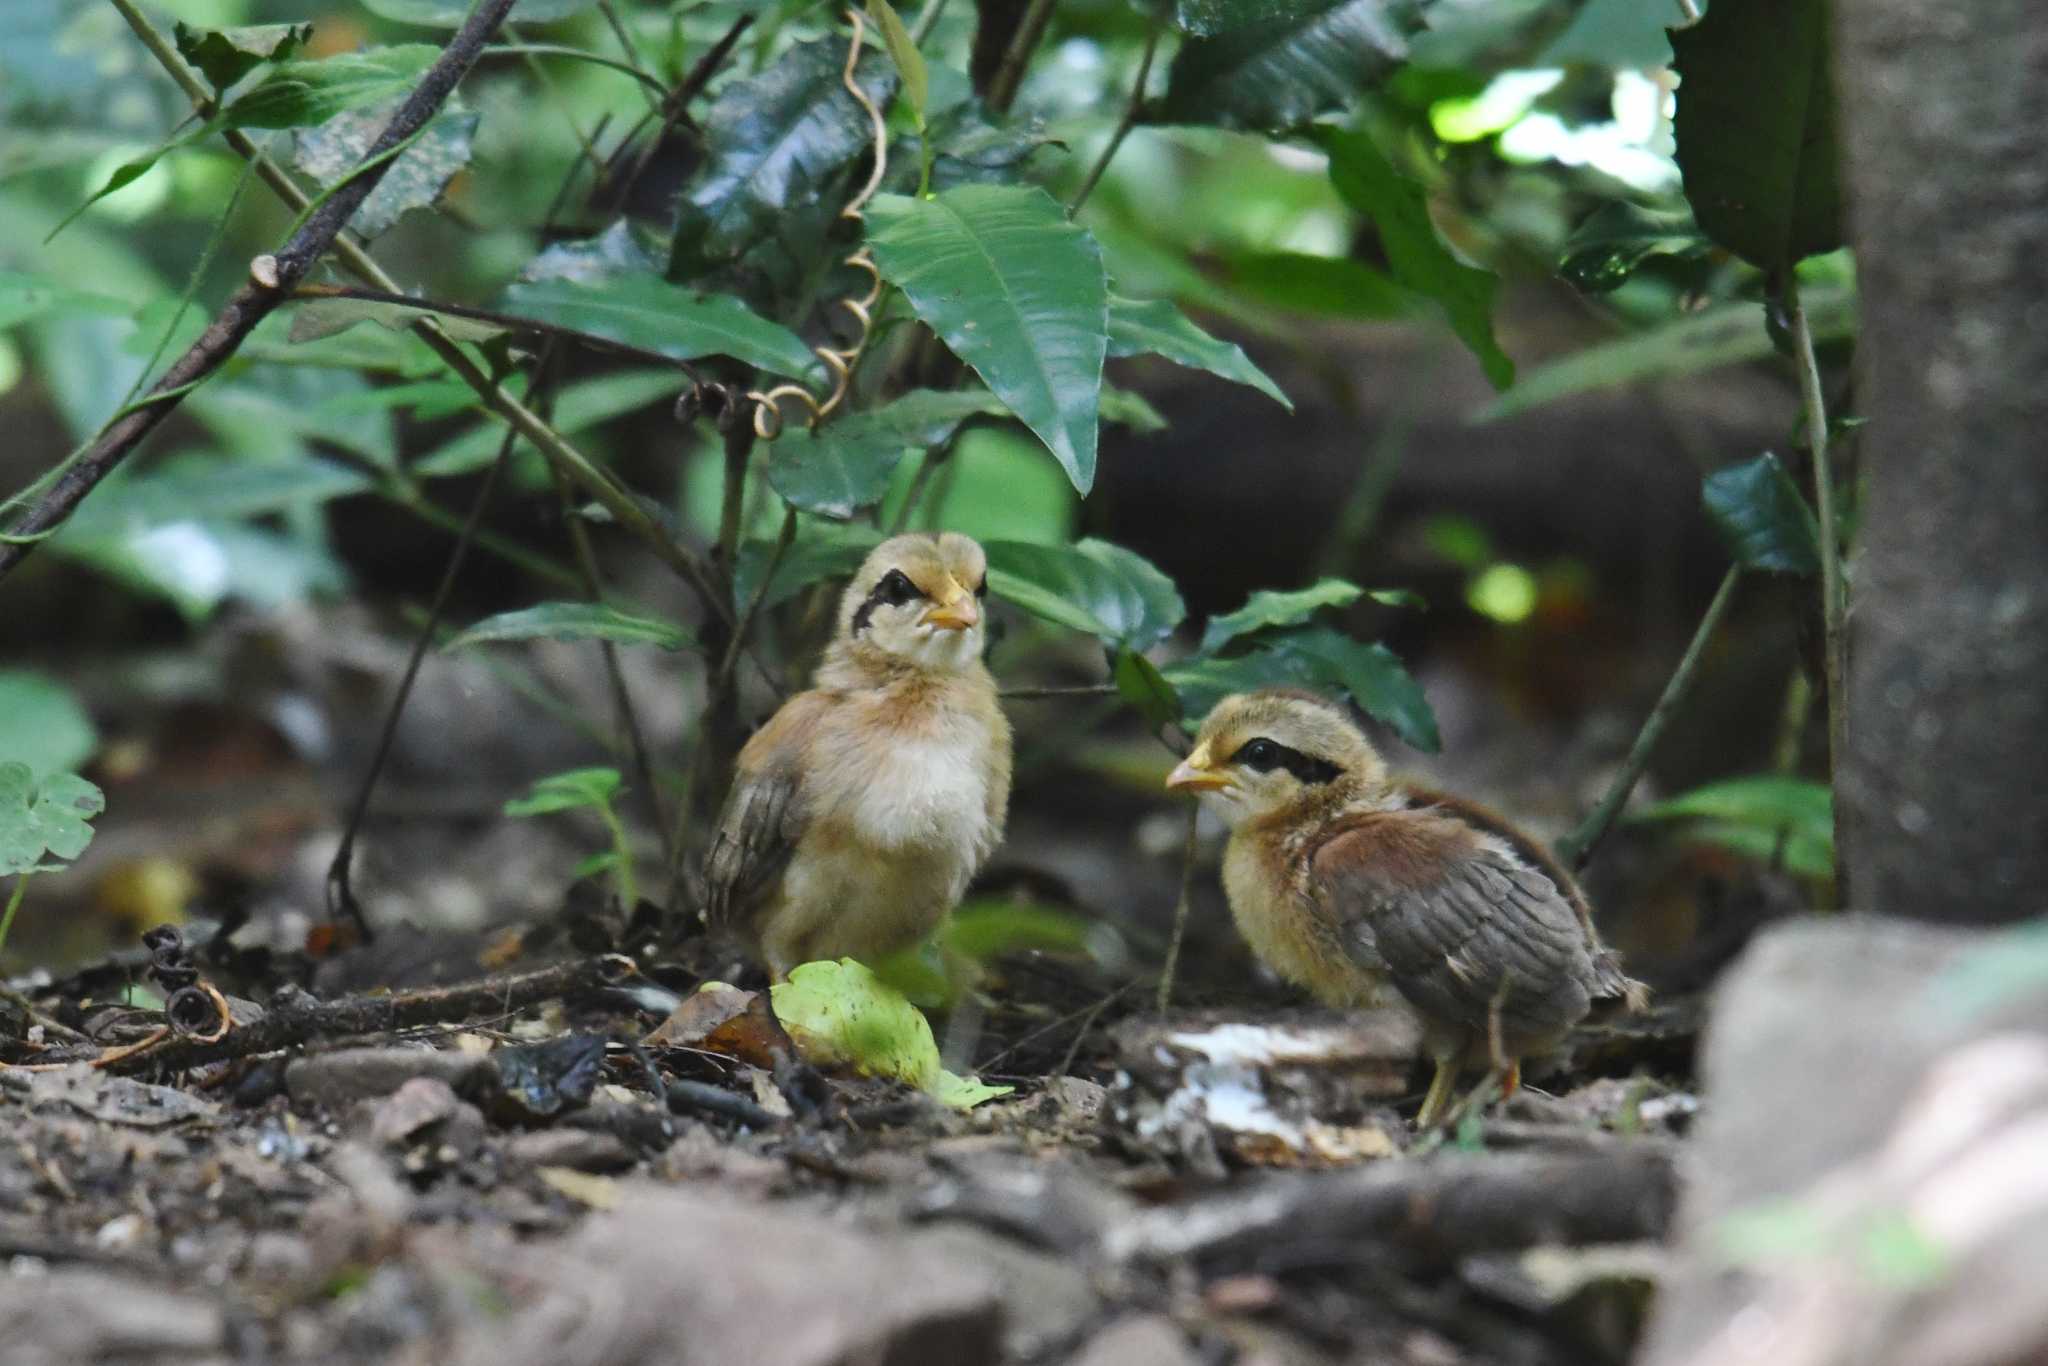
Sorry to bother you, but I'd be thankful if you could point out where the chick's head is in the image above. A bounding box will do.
[1166,688,1387,827]
[835,532,991,673]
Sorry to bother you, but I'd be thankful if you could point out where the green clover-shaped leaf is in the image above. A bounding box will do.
[0,762,106,875]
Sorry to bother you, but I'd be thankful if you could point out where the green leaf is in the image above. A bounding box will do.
[288,295,505,347]
[867,186,1109,493]
[1166,626,1440,752]
[770,958,1012,1109]
[0,672,98,781]
[217,46,441,132]
[362,0,595,24]
[0,762,106,876]
[732,522,883,614]
[1162,0,1423,132]
[1559,202,1711,295]
[867,0,927,126]
[1200,578,1364,652]
[1701,453,1821,576]
[0,273,128,330]
[293,103,477,239]
[984,538,1185,650]
[414,370,689,478]
[671,37,896,271]
[504,766,623,818]
[766,389,1008,519]
[1099,384,1167,434]
[1630,776,1833,879]
[498,277,819,381]
[1107,295,1290,410]
[59,456,371,536]
[1114,650,1182,730]
[172,22,312,93]
[446,602,696,652]
[1319,123,1511,389]
[1472,287,1858,422]
[1215,250,1415,321]
[1670,0,1843,269]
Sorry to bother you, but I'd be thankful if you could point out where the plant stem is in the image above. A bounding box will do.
[1157,802,1199,1014]
[599,800,639,911]
[1556,563,1742,871]
[483,43,670,98]
[1782,272,1849,907]
[0,876,28,962]
[986,0,1057,113]
[1069,17,1161,215]
[910,0,951,44]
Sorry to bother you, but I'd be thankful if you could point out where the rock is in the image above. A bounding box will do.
[449,1185,1001,1366]
[911,1151,1136,1254]
[1071,1315,1202,1366]
[26,1065,216,1128]
[0,1269,225,1364]
[1110,1008,1420,1172]
[505,1127,636,1173]
[1641,916,2048,1366]
[286,1045,490,1110]
[906,1226,1099,1359]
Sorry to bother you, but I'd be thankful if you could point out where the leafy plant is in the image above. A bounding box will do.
[0,761,106,959]
[505,768,639,910]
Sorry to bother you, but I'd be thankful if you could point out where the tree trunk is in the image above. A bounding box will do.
[1832,0,2048,921]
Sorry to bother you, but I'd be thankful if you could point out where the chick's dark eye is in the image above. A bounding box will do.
[973,577,988,599]
[878,570,922,606]
[1234,738,1281,771]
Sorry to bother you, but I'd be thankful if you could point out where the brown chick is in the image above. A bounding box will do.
[701,532,1012,979]
[1165,688,1645,1126]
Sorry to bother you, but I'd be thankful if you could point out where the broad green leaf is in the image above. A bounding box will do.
[1702,453,1821,576]
[293,103,477,239]
[1473,287,1858,422]
[1167,625,1440,752]
[1319,123,1512,389]
[446,602,696,652]
[505,766,623,817]
[413,369,689,478]
[732,521,882,613]
[1099,384,1167,434]
[670,37,896,271]
[766,389,1007,519]
[867,186,1109,493]
[0,762,106,876]
[189,364,399,466]
[0,673,97,781]
[60,455,371,535]
[521,219,664,285]
[172,22,311,93]
[288,295,505,347]
[771,958,1012,1109]
[1631,776,1833,879]
[1559,202,1710,295]
[867,0,928,126]
[363,0,595,24]
[1200,578,1364,652]
[1216,250,1414,321]
[217,46,441,132]
[1671,0,1842,268]
[1114,650,1182,730]
[926,98,1053,191]
[1162,0,1423,132]
[984,538,1184,651]
[1108,295,1290,410]
[498,277,819,381]
[0,272,127,330]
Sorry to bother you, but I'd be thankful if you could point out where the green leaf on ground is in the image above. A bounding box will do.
[1702,452,1822,576]
[766,389,1008,519]
[498,277,819,380]
[0,673,98,781]
[446,602,696,652]
[771,958,1012,1109]
[984,538,1185,651]
[868,185,1109,493]
[1319,123,1512,389]
[1107,295,1290,410]
[1162,0,1423,131]
[504,766,623,818]
[1671,0,1842,268]
[0,763,106,876]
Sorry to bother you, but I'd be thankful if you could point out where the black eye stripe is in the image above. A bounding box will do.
[1228,736,1342,785]
[851,569,928,635]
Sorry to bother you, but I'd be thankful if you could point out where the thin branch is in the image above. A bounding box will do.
[987,0,1057,113]
[96,0,733,629]
[1555,563,1742,871]
[0,0,520,579]
[1675,0,1703,25]
[911,0,952,44]
[593,0,664,108]
[482,42,671,98]
[1069,17,1161,214]
[999,684,1119,700]
[1156,801,1200,1014]
[1782,271,1849,906]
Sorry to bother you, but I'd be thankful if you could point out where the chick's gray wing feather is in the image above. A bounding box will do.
[700,695,829,931]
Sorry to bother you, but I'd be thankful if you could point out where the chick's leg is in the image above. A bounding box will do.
[1415,1057,1460,1128]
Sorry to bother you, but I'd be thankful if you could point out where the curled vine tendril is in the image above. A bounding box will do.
[743,8,890,442]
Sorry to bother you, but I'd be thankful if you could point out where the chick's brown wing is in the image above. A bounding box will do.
[700,693,829,932]
[1309,813,1597,1041]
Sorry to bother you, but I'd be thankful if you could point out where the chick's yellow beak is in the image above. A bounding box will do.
[1166,743,1232,793]
[922,583,980,631]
